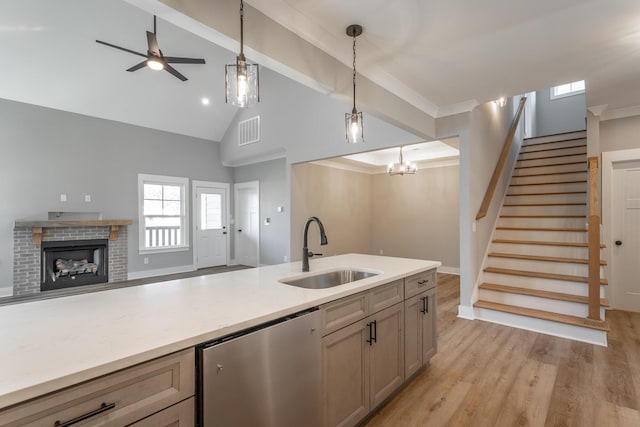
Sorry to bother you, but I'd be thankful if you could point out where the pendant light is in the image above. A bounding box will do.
[225,0,260,107]
[345,24,364,144]
[388,146,417,176]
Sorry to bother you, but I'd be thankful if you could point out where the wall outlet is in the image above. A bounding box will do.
[284,255,288,262]
[143,257,149,265]
[379,249,384,255]
[472,221,477,233]
[84,195,91,203]
[60,194,67,202]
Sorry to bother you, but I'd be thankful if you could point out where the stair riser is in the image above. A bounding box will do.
[519,145,587,160]
[513,163,586,175]
[490,242,592,258]
[511,172,587,185]
[523,132,586,146]
[486,257,604,277]
[478,290,605,318]
[522,138,586,152]
[482,272,605,297]
[494,229,587,243]
[500,204,586,216]
[516,154,587,168]
[497,217,587,228]
[508,182,586,194]
[504,194,586,205]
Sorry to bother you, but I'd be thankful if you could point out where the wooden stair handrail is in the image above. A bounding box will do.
[476,97,527,220]
[587,156,601,321]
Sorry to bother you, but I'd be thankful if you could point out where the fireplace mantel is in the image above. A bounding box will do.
[14,220,132,245]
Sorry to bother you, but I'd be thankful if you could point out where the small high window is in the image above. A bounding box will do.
[138,174,189,253]
[550,80,585,100]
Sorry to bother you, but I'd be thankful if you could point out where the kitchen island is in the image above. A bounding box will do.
[0,254,440,424]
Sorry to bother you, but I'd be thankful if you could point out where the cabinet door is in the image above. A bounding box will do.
[322,318,370,427]
[404,293,423,378]
[369,303,404,409]
[422,287,437,362]
[129,397,194,427]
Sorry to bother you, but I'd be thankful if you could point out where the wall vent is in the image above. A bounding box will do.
[238,116,261,146]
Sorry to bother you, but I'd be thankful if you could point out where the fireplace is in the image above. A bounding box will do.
[41,239,108,291]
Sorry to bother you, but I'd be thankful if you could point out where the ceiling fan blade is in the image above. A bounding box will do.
[96,40,146,58]
[164,63,188,81]
[126,61,148,72]
[164,57,206,64]
[146,31,160,56]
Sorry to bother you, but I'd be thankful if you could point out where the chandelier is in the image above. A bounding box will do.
[388,146,417,176]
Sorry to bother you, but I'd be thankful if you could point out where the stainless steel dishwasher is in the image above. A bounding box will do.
[197,308,322,427]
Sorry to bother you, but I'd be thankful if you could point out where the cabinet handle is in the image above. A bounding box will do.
[366,322,374,346]
[54,402,116,427]
[425,296,429,314]
[418,279,429,285]
[420,297,427,314]
[372,320,377,344]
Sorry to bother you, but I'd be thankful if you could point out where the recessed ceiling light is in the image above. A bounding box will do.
[201,97,210,106]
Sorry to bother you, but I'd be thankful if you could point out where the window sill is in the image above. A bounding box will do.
[139,246,190,255]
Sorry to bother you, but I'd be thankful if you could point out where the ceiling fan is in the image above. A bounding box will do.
[96,16,205,82]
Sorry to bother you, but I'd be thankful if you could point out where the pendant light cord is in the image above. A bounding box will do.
[240,0,245,56]
[352,34,357,111]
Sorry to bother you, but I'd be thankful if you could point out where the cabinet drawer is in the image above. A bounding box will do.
[129,397,194,427]
[368,280,404,314]
[321,293,368,336]
[0,348,195,427]
[404,269,436,298]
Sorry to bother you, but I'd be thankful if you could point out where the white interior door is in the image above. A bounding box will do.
[195,184,228,269]
[612,161,640,312]
[234,181,259,267]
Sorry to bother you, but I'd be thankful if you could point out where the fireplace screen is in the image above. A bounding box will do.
[41,239,108,291]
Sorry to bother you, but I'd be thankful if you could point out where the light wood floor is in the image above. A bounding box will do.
[364,273,640,427]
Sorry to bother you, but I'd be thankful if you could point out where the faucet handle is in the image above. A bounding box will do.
[308,251,323,258]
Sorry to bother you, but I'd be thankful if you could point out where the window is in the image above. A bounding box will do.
[138,174,189,253]
[550,80,585,100]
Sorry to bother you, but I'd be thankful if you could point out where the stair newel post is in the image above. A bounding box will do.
[587,156,601,321]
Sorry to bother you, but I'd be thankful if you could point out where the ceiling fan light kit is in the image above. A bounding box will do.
[96,15,206,82]
[225,0,260,107]
[345,24,364,144]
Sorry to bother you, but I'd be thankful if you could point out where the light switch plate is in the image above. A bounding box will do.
[85,195,91,203]
[60,194,67,202]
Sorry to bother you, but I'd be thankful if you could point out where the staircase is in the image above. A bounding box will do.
[474,130,609,346]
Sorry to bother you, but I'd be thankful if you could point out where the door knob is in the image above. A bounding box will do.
[615,240,622,246]
[237,229,242,232]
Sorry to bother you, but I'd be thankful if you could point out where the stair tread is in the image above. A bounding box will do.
[503,202,586,206]
[496,227,587,232]
[518,152,587,162]
[492,239,606,248]
[474,300,610,331]
[488,252,607,265]
[479,283,610,306]
[515,170,587,178]
[515,161,587,170]
[506,191,586,196]
[483,267,608,285]
[523,135,586,145]
[500,215,586,218]
[521,144,586,155]
[510,180,587,187]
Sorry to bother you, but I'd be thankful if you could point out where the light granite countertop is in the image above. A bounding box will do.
[0,254,440,409]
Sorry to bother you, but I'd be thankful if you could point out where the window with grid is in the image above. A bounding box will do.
[138,174,189,252]
[550,80,585,100]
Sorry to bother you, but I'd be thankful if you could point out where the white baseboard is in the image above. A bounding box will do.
[0,287,12,297]
[457,305,475,320]
[128,265,195,280]
[438,266,460,275]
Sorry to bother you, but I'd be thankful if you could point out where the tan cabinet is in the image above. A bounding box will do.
[404,269,436,299]
[129,397,194,427]
[322,291,405,427]
[404,285,437,379]
[0,349,194,427]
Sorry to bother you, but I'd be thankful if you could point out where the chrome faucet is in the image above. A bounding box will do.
[302,216,328,272]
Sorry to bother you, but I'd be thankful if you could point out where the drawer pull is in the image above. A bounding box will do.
[417,279,429,285]
[54,402,115,427]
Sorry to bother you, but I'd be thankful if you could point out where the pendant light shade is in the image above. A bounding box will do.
[225,0,260,107]
[388,146,417,176]
[345,24,364,144]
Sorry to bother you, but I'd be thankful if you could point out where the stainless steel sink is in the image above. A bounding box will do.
[280,269,379,289]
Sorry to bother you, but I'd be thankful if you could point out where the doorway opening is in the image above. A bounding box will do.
[193,181,230,269]
[234,181,260,267]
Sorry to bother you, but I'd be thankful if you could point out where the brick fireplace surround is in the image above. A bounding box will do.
[13,220,131,296]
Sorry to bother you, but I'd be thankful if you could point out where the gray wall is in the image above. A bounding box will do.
[535,89,586,136]
[234,158,289,265]
[0,98,233,290]
[600,115,640,152]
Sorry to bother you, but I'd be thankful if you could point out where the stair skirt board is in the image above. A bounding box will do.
[474,306,607,346]
[486,257,604,276]
[482,271,605,297]
[478,289,606,318]
[497,217,587,228]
